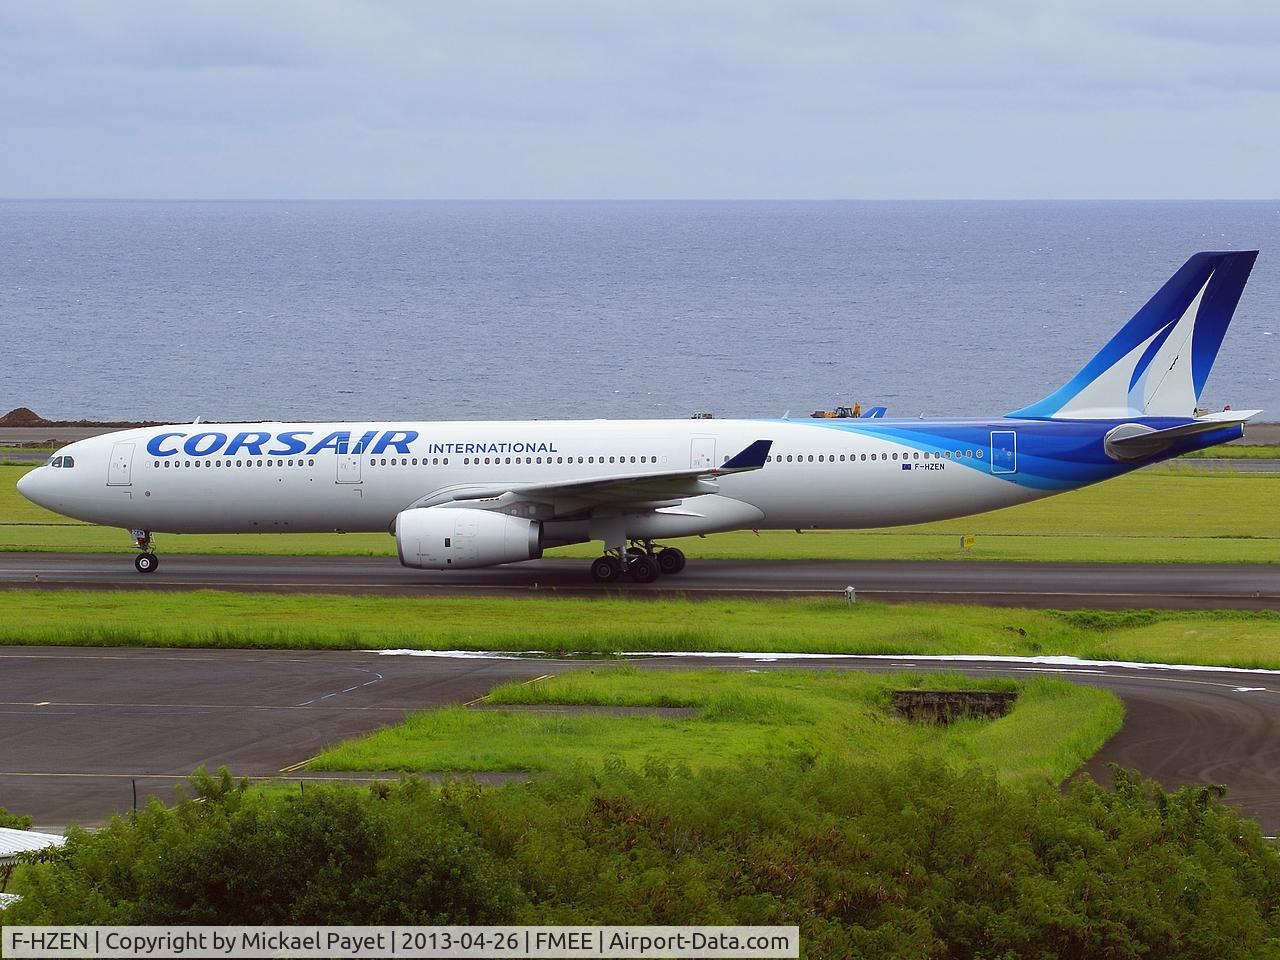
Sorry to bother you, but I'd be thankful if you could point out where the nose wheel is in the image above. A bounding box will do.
[130,529,159,574]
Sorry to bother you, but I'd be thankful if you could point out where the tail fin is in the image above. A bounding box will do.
[1008,251,1258,420]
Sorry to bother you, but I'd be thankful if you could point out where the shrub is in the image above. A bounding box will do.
[6,762,1280,959]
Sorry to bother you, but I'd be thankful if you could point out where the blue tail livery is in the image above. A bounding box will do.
[1009,251,1258,420]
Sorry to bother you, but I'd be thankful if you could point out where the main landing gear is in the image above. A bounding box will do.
[589,541,686,584]
[131,529,159,574]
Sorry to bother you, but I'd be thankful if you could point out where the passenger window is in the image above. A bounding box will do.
[976,450,984,458]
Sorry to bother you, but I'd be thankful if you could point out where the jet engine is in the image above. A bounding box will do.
[395,507,542,569]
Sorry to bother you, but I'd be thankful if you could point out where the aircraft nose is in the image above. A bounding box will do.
[16,467,46,506]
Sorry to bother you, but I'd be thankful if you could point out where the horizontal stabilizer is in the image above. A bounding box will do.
[1104,410,1262,461]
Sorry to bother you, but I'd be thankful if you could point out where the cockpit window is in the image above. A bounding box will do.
[62,456,74,468]
[46,455,74,468]
[50,456,63,468]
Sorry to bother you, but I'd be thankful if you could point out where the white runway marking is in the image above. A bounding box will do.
[377,648,1280,677]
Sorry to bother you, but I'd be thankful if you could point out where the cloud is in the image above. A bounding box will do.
[1,0,1277,197]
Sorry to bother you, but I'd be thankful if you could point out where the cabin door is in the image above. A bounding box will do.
[336,452,362,483]
[107,442,134,486]
[989,431,1017,474]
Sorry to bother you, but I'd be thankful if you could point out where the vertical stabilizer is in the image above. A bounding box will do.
[1008,251,1257,420]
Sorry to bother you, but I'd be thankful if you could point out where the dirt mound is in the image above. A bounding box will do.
[0,407,47,426]
[0,408,163,429]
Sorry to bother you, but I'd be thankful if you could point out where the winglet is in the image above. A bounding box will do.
[719,439,773,471]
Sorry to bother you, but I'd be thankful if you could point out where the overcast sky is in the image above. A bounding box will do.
[2,1,1278,199]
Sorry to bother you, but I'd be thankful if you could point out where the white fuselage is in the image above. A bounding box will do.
[20,419,1047,543]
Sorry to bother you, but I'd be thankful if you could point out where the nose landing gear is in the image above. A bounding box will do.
[131,529,159,574]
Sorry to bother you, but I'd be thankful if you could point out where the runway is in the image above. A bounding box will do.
[3,646,1280,834]
[2,552,1278,609]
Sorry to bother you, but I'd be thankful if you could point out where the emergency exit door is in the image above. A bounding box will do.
[107,442,134,486]
[690,437,716,470]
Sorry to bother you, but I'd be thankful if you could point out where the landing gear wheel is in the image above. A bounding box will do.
[590,556,621,583]
[134,553,159,574]
[628,555,660,583]
[656,547,686,575]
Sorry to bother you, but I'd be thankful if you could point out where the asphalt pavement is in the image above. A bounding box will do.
[3,647,1280,835]
[2,552,1277,609]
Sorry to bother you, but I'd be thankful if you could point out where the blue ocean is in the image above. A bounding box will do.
[3,200,1277,423]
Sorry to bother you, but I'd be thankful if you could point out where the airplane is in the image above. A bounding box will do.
[17,250,1261,584]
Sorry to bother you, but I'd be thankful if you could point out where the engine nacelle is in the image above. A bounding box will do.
[395,507,542,570]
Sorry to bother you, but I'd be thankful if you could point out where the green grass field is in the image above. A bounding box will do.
[312,667,1122,786]
[1183,443,1280,459]
[3,463,1278,563]
[2,589,1278,669]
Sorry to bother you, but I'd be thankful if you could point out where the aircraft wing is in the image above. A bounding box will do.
[408,439,772,516]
